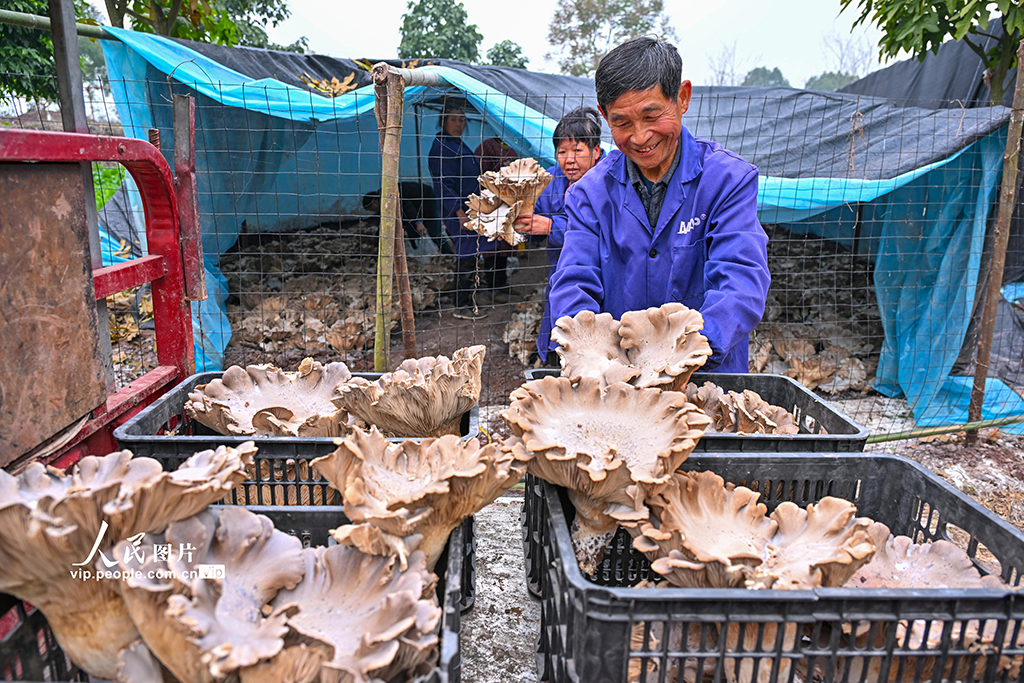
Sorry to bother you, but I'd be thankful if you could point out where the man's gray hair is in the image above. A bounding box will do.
[595,37,682,113]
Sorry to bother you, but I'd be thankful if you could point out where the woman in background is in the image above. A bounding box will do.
[429,101,499,315]
[515,107,604,362]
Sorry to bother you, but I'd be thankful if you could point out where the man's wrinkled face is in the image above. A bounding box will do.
[602,82,691,181]
[556,139,602,183]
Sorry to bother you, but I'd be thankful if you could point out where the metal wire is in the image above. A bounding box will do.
[3,67,1022,443]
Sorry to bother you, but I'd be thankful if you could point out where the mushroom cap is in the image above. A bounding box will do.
[618,304,713,390]
[0,445,255,679]
[846,522,991,590]
[186,358,354,437]
[551,311,637,386]
[164,507,306,678]
[332,345,484,438]
[685,382,799,436]
[464,201,527,246]
[270,546,441,683]
[630,473,876,592]
[486,157,553,207]
[314,426,524,570]
[631,471,775,588]
[843,522,1011,654]
[503,376,709,519]
[748,497,876,590]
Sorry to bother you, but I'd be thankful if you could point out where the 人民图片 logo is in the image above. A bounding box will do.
[678,213,707,235]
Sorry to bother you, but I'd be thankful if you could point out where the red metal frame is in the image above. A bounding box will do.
[0,128,195,467]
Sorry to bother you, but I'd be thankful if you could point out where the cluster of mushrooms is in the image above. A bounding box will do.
[504,303,1018,683]
[0,345,532,683]
[464,158,552,246]
[185,345,486,439]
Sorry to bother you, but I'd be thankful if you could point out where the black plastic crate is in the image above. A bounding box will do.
[534,454,1024,683]
[114,371,481,460]
[0,509,471,683]
[523,369,869,452]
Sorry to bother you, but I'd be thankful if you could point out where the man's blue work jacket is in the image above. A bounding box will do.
[427,133,496,258]
[549,126,770,372]
[533,149,603,361]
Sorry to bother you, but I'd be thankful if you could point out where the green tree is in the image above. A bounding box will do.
[840,0,1023,106]
[102,0,304,50]
[487,40,528,69]
[0,0,93,102]
[741,66,790,87]
[804,70,858,91]
[546,0,678,77]
[398,0,482,63]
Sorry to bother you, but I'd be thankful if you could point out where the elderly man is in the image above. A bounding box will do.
[548,37,770,372]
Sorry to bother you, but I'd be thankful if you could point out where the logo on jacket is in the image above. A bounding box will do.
[679,214,707,235]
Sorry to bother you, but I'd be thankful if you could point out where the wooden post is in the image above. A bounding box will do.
[966,40,1024,445]
[371,63,418,370]
[173,94,206,301]
[49,0,113,392]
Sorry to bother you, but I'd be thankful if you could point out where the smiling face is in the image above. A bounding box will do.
[443,110,466,138]
[556,139,602,183]
[602,82,691,182]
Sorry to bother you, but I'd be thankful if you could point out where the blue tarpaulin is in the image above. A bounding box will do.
[100,29,1024,430]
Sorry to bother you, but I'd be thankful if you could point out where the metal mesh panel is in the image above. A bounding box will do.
[3,65,1023,444]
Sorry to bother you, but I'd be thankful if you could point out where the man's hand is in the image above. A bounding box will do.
[456,208,469,228]
[514,213,553,236]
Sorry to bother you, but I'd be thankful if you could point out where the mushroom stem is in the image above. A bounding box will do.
[723,621,799,683]
[567,490,620,575]
[41,584,139,680]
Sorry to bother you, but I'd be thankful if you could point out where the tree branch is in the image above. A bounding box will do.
[103,0,126,28]
[124,7,154,30]
[166,0,185,28]
[961,35,991,63]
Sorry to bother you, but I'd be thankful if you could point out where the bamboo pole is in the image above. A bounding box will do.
[392,203,418,358]
[867,413,1024,444]
[371,63,418,370]
[966,40,1024,445]
[0,8,111,39]
[371,64,398,371]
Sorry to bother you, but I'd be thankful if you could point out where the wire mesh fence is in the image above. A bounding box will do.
[4,60,1023,443]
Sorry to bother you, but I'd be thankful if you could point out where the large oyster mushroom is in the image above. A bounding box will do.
[267,546,441,683]
[502,376,710,574]
[313,426,524,570]
[838,522,1016,682]
[186,357,355,437]
[332,345,484,438]
[631,471,776,589]
[551,311,637,386]
[465,158,553,246]
[163,508,306,679]
[684,382,799,436]
[115,527,214,683]
[0,445,254,679]
[631,472,874,683]
[618,304,713,390]
[747,496,875,590]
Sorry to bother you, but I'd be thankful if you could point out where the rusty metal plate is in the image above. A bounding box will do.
[0,163,106,466]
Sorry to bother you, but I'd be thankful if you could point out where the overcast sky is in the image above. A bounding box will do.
[266,0,891,87]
